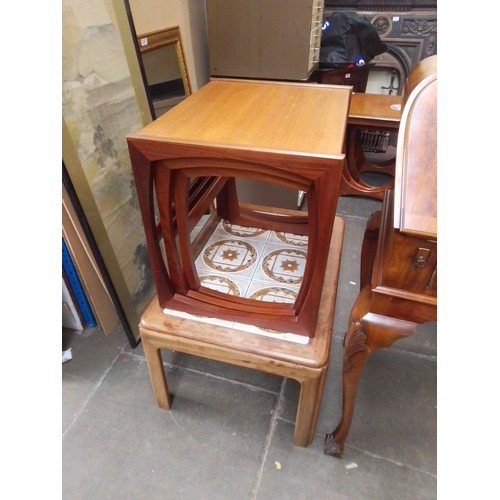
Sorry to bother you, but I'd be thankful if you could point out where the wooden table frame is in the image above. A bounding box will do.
[127,78,351,337]
[324,192,436,457]
[341,93,402,200]
[340,55,439,201]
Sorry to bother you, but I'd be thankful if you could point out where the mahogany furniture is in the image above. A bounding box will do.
[324,55,437,457]
[126,78,350,337]
[139,214,344,447]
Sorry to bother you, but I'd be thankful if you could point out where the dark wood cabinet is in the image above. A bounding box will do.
[375,204,437,297]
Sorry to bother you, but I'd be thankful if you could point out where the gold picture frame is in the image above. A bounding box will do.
[137,26,191,98]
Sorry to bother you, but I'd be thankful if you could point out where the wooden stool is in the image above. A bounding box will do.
[139,217,344,447]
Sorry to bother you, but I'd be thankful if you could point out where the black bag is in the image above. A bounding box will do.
[320,11,387,68]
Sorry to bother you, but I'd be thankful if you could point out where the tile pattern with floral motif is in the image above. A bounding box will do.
[164,220,310,344]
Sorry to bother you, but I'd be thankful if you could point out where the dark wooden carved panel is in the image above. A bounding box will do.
[324,1,436,10]
[323,1,437,83]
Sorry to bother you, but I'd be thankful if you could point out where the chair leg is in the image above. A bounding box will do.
[142,336,172,410]
[293,368,327,447]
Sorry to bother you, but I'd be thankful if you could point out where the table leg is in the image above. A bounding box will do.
[359,210,381,291]
[324,294,416,458]
[142,335,172,410]
[340,126,394,200]
[293,368,327,447]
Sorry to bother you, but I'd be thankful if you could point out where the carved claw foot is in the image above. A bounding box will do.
[324,433,343,458]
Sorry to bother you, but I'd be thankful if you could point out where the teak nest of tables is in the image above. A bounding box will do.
[127,78,351,337]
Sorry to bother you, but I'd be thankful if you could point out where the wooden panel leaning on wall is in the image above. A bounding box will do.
[62,184,119,335]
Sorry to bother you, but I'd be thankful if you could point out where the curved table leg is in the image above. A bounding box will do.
[324,295,417,458]
[340,126,394,200]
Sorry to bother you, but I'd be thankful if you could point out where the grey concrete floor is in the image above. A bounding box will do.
[62,193,437,499]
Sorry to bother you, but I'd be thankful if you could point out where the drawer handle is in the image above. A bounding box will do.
[413,247,431,268]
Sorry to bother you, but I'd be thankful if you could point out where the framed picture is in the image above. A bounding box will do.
[62,0,157,345]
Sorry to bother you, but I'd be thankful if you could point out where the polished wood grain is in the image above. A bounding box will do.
[131,78,351,155]
[348,93,402,128]
[140,215,344,447]
[394,58,437,238]
[127,78,351,336]
[401,54,438,107]
[325,56,437,458]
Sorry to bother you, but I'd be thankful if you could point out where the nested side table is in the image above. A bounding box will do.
[339,56,438,200]
[127,78,351,337]
[341,92,402,200]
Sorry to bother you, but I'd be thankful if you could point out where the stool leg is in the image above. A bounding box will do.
[293,368,327,447]
[142,337,172,410]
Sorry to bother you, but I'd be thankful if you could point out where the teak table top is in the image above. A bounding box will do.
[130,78,352,157]
[348,93,402,128]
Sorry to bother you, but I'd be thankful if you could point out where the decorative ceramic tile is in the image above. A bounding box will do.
[203,239,258,272]
[246,285,297,303]
[252,244,307,288]
[164,220,311,344]
[221,221,271,242]
[194,233,268,279]
[269,230,308,247]
[198,273,251,298]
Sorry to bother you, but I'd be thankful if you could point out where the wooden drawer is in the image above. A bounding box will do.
[372,190,437,300]
[378,230,437,296]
